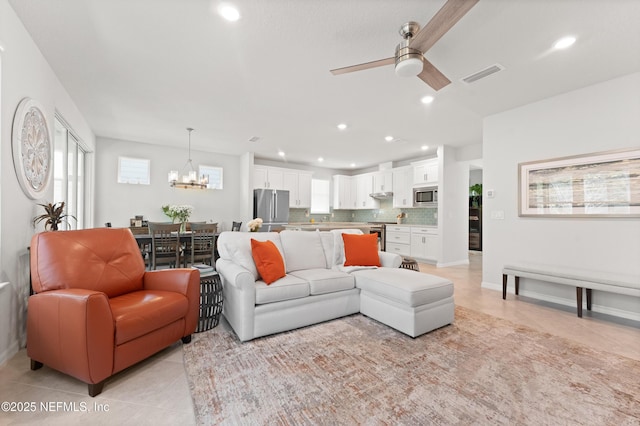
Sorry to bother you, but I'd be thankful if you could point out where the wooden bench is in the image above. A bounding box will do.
[502,263,640,317]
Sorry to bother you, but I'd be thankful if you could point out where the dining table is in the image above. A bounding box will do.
[133,231,220,267]
[133,231,196,246]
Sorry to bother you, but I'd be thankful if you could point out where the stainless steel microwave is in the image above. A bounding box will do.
[413,186,438,207]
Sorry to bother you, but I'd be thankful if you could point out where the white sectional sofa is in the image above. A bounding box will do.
[216,229,454,341]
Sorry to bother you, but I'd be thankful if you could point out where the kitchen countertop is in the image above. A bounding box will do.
[283,222,437,231]
[283,222,377,231]
[387,224,437,228]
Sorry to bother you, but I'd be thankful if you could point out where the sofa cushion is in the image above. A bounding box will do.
[289,268,355,295]
[319,232,335,269]
[251,239,286,284]
[329,229,364,267]
[255,274,310,304]
[352,268,453,308]
[110,290,188,345]
[342,233,381,267]
[217,231,285,281]
[279,230,327,272]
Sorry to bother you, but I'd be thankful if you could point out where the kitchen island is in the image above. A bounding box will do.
[282,222,376,232]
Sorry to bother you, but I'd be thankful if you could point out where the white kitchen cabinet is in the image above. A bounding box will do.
[297,172,312,208]
[355,174,379,209]
[254,166,284,189]
[385,225,411,257]
[372,170,393,193]
[283,170,312,208]
[412,158,439,186]
[332,175,354,209]
[410,227,438,261]
[349,177,358,209]
[392,167,412,208]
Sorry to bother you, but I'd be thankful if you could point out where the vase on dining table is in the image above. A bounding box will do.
[180,221,187,234]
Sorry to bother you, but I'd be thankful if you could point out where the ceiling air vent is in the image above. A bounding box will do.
[461,63,504,84]
[248,136,260,142]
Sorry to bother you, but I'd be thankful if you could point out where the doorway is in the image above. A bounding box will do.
[469,168,483,251]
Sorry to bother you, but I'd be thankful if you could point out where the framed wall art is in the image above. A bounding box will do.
[11,98,52,200]
[518,148,640,217]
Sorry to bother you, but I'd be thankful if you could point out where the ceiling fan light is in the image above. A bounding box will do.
[395,56,423,77]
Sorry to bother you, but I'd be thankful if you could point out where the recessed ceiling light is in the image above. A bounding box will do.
[218,4,240,21]
[385,136,394,142]
[278,151,285,157]
[554,36,576,50]
[337,123,348,130]
[421,145,429,151]
[421,95,434,104]
[318,157,324,162]
[350,163,356,168]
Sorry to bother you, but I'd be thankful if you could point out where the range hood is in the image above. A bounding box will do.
[369,191,393,199]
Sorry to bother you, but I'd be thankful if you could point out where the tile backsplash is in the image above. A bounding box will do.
[289,198,437,225]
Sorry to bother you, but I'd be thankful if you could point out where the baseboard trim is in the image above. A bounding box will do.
[0,340,19,366]
[437,259,470,268]
[481,281,640,322]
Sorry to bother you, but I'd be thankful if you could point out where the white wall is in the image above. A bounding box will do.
[254,158,344,181]
[438,145,472,267]
[483,72,640,319]
[469,169,483,186]
[0,0,95,364]
[95,137,242,232]
[240,152,255,225]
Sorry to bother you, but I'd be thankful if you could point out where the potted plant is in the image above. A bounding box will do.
[162,204,194,233]
[469,184,483,207]
[33,201,76,231]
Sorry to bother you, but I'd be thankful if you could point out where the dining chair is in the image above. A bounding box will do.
[148,222,181,270]
[185,222,218,267]
[128,225,152,268]
[185,221,205,232]
[181,221,205,267]
[231,221,242,231]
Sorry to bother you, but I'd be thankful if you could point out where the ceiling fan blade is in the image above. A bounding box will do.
[330,57,395,75]
[417,58,451,91]
[409,0,479,53]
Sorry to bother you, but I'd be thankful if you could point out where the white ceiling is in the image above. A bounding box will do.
[9,0,640,171]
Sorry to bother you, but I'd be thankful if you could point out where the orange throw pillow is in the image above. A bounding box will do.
[342,233,381,267]
[251,239,286,285]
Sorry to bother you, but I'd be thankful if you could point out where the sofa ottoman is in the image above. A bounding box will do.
[352,267,454,338]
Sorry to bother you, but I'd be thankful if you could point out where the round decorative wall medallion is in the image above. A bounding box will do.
[12,98,52,199]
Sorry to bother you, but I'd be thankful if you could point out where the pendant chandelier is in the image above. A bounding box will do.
[168,128,209,189]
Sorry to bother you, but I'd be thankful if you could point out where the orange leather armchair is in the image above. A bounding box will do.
[28,228,199,396]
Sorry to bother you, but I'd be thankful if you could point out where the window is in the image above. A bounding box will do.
[54,116,87,230]
[118,157,151,185]
[199,165,223,189]
[311,179,330,214]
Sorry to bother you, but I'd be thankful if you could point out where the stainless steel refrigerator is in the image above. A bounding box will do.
[253,189,290,231]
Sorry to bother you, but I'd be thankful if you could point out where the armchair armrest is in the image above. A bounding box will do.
[27,289,114,385]
[143,269,199,295]
[379,251,402,268]
[143,269,199,336]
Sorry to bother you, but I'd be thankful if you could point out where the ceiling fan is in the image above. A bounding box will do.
[330,0,479,91]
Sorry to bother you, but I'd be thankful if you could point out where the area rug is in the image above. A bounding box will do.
[183,306,640,425]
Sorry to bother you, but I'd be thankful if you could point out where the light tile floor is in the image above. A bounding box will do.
[1,252,638,425]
